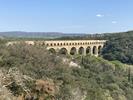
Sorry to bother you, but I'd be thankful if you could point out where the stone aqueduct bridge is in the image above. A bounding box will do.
[37,40,106,56]
[7,40,106,56]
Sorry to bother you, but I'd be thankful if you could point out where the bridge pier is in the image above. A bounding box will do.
[83,48,86,55]
[90,47,93,56]
[67,49,71,55]
[94,46,99,57]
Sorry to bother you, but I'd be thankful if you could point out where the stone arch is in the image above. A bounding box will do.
[86,46,91,54]
[42,42,45,46]
[78,47,84,55]
[98,45,102,54]
[93,46,97,55]
[50,43,53,46]
[59,48,68,55]
[54,43,56,46]
[48,48,56,54]
[57,43,60,46]
[70,47,77,55]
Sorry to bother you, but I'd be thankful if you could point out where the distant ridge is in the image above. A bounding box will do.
[0,31,86,38]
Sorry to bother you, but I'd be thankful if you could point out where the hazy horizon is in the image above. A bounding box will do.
[0,30,132,34]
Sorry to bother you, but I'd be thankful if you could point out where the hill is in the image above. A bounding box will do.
[101,31,133,64]
[0,31,86,39]
[0,43,133,100]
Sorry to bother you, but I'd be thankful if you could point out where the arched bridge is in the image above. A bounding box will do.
[38,40,106,56]
[7,40,106,56]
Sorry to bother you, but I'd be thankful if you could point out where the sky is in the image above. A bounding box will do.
[0,0,133,33]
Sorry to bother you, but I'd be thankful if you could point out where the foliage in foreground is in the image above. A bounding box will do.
[0,43,133,100]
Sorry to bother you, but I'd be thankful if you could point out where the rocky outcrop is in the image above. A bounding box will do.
[62,57,81,68]
[69,61,81,68]
[70,88,87,100]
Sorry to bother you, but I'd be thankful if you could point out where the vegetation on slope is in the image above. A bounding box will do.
[102,31,133,64]
[0,41,133,100]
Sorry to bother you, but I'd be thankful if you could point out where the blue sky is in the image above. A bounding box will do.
[0,0,133,33]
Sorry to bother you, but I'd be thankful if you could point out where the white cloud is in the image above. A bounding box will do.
[112,21,117,24]
[96,14,104,18]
